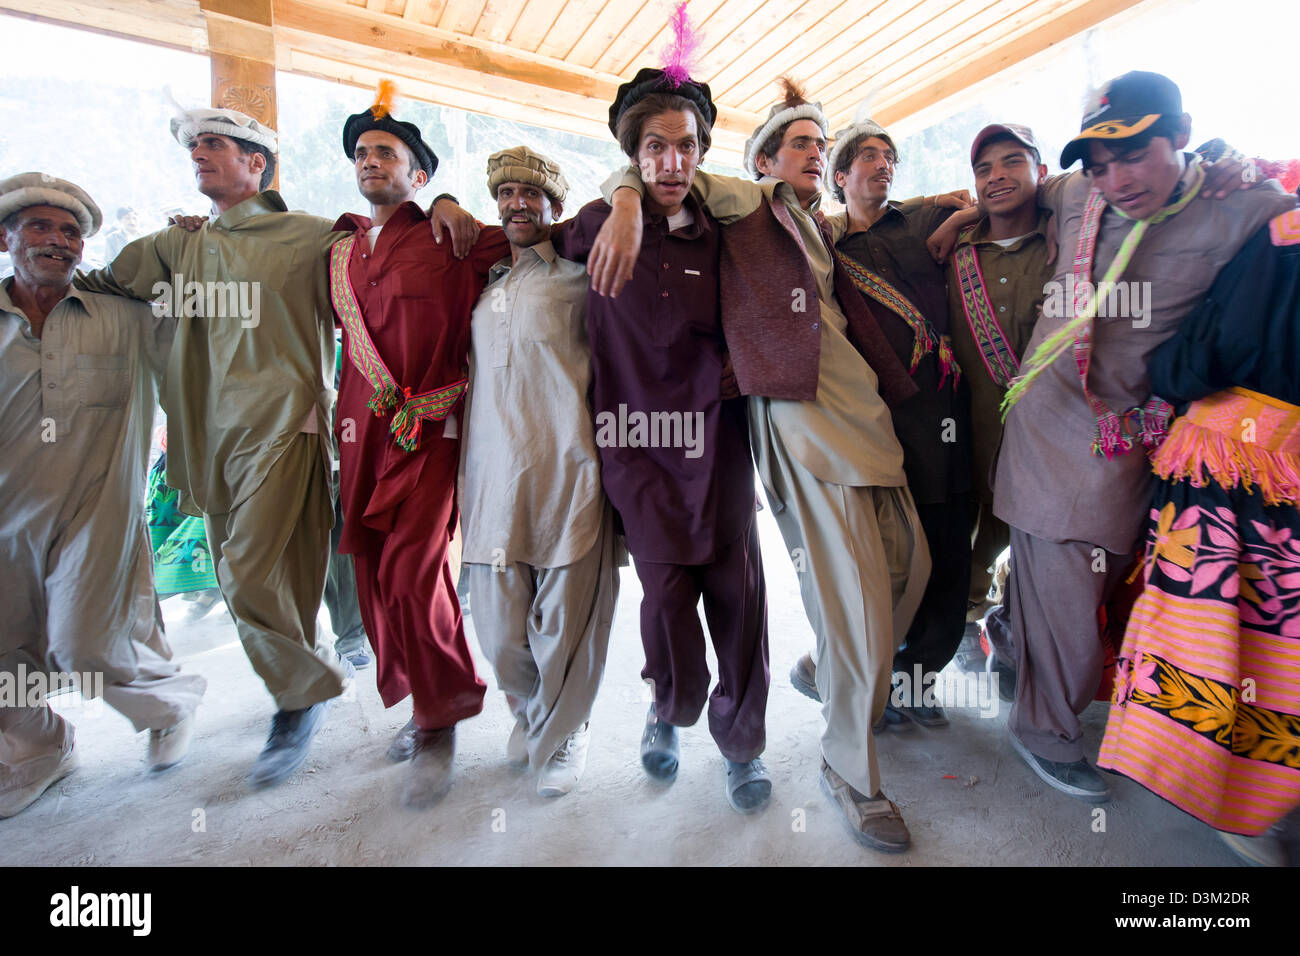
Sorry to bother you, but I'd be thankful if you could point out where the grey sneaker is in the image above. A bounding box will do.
[790,653,821,703]
[537,723,590,798]
[148,714,196,771]
[1009,733,1109,802]
[0,743,79,818]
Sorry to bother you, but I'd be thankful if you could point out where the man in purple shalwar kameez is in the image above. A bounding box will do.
[554,64,772,814]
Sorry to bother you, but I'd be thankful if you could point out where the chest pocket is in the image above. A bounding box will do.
[520,297,580,349]
[76,353,129,408]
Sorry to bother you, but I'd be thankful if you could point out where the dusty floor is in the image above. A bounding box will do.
[1,509,1243,867]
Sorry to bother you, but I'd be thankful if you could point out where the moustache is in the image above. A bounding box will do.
[30,245,79,262]
[500,210,543,228]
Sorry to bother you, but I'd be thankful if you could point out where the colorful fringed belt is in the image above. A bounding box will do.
[1151,387,1300,507]
[329,234,465,452]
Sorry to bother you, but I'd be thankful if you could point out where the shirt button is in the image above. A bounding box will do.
[208,249,216,255]
[999,277,1007,284]
[361,253,368,259]
[812,322,819,330]
[371,281,377,287]
[999,306,1007,312]
[47,382,56,389]
[663,263,669,270]
[46,352,54,359]
[661,291,668,298]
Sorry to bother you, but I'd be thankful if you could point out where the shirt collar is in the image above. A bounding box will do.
[0,275,87,330]
[768,177,825,215]
[961,208,1052,249]
[645,193,712,239]
[488,238,559,282]
[213,189,289,230]
[332,200,428,235]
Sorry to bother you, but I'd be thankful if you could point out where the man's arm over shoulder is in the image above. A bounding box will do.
[552,200,612,263]
[467,224,510,279]
[75,228,179,301]
[598,166,763,225]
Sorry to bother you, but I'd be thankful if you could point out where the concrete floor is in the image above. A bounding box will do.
[0,509,1244,867]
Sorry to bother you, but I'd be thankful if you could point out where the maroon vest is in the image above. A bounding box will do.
[718,194,916,407]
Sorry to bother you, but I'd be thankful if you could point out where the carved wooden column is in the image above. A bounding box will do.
[200,0,279,188]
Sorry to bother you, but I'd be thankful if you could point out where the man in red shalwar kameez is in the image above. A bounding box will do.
[331,86,508,806]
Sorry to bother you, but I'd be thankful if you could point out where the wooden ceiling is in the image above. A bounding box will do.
[2,0,1147,168]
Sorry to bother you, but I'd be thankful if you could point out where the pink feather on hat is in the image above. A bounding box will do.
[659,2,702,88]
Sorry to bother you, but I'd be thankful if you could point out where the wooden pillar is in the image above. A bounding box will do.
[200,0,279,188]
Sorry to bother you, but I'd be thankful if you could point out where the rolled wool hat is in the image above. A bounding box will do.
[744,77,829,179]
[170,104,279,152]
[342,80,438,179]
[486,146,569,204]
[828,115,898,179]
[0,172,102,237]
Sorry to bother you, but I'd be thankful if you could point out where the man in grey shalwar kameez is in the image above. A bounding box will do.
[460,147,619,797]
[0,174,206,818]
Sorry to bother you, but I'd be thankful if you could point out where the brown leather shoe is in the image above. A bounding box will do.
[387,718,418,762]
[819,759,911,852]
[401,726,455,808]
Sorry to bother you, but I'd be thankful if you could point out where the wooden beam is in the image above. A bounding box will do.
[0,0,204,52]
[270,0,760,136]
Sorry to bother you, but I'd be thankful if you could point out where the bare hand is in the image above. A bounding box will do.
[588,187,642,297]
[1199,154,1254,200]
[934,189,974,210]
[720,354,739,400]
[168,214,208,232]
[430,198,481,259]
[926,205,979,264]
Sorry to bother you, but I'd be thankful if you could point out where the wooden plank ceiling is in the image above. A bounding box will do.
[1,0,1146,168]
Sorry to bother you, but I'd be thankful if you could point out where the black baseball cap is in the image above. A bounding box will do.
[1060,71,1183,169]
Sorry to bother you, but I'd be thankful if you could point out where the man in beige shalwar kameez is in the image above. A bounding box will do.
[75,107,352,787]
[460,147,619,798]
[0,174,206,818]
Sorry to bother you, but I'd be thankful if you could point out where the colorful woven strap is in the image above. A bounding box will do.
[834,248,960,389]
[329,233,465,452]
[331,235,400,415]
[1002,165,1204,457]
[952,232,1019,388]
[388,379,467,452]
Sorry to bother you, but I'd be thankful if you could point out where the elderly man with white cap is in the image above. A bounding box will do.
[74,105,354,788]
[459,146,620,798]
[0,173,207,818]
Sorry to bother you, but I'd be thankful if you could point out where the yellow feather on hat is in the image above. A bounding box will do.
[371,79,397,120]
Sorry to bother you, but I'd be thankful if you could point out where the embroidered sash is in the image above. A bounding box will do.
[329,234,466,452]
[833,249,960,389]
[1002,165,1205,458]
[952,232,1019,388]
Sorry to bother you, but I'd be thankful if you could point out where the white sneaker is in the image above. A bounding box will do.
[0,743,79,818]
[506,716,529,770]
[148,714,196,771]
[537,723,590,798]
